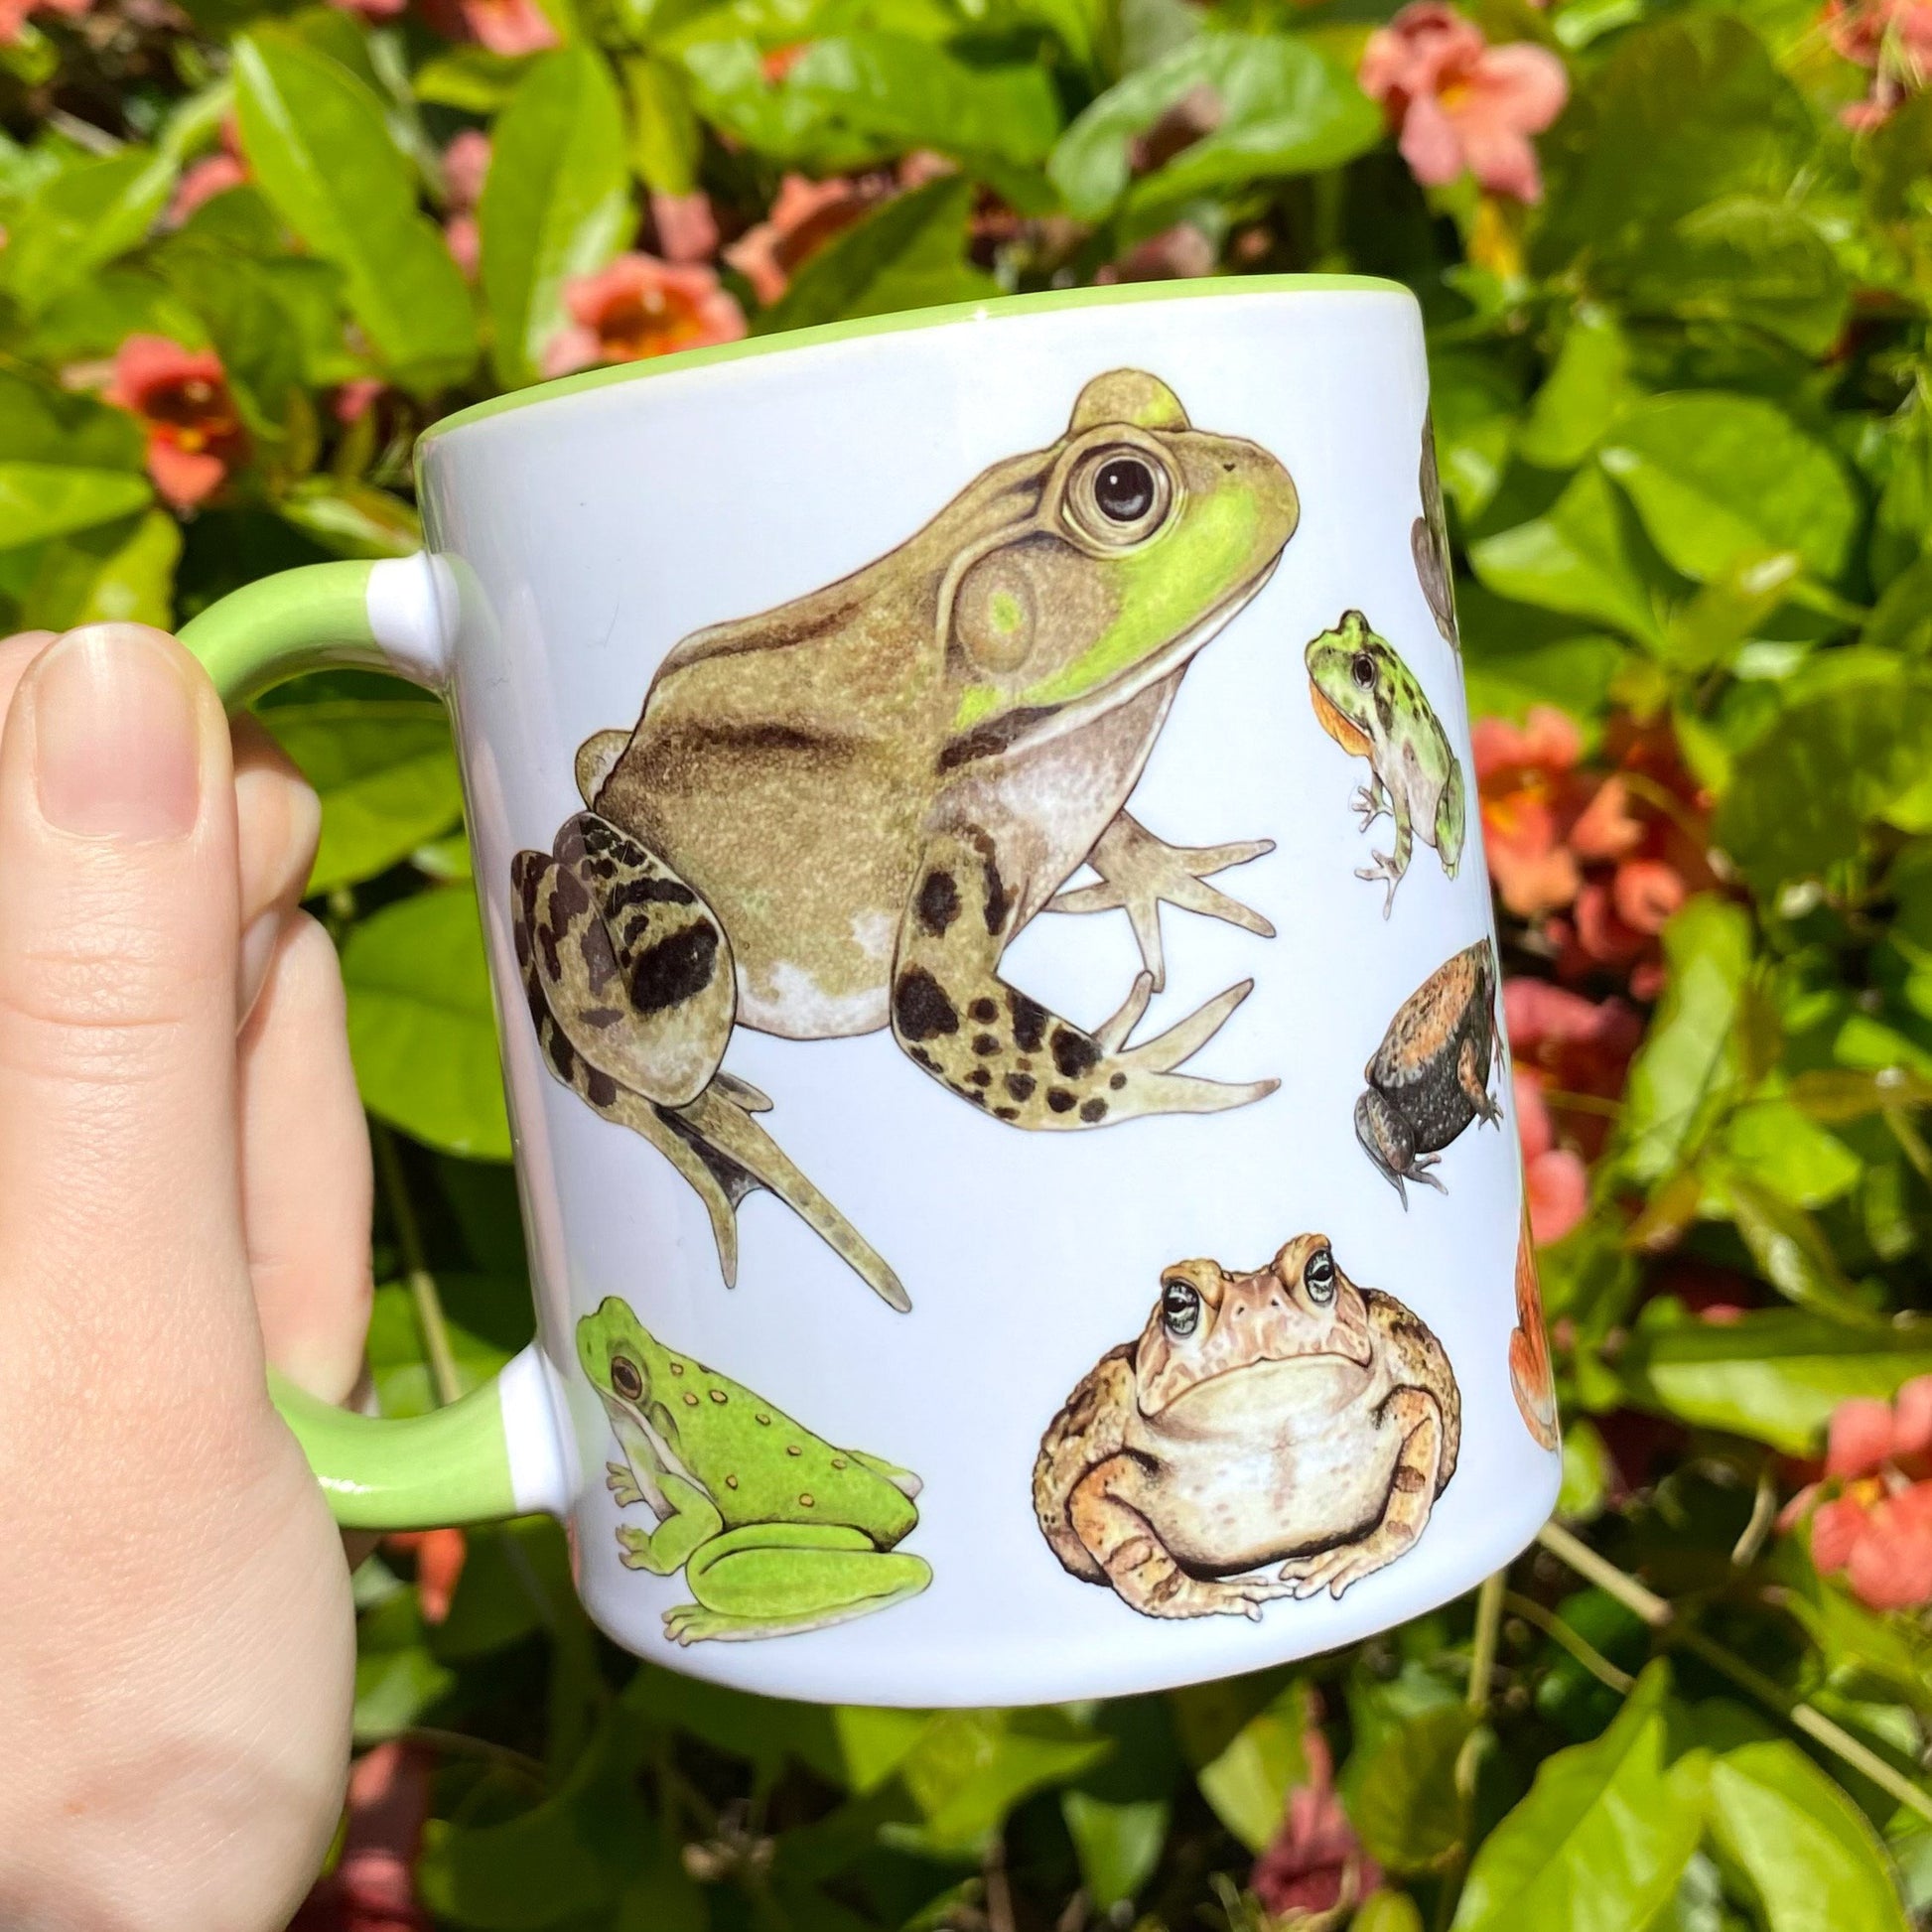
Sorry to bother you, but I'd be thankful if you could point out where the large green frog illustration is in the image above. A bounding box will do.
[513,371,1300,1310]
[578,1298,929,1644]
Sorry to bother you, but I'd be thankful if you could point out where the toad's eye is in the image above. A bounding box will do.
[1304,1247,1336,1306]
[1066,444,1174,548]
[1350,652,1376,689]
[1162,1278,1201,1337]
[1095,458,1155,523]
[610,1355,644,1401]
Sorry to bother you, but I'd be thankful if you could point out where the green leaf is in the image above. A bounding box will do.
[1617,1302,1932,1451]
[897,1710,1111,1855]
[1468,466,1666,647]
[623,55,701,195]
[419,1717,649,1928]
[341,887,511,1160]
[1707,1739,1909,1932]
[756,176,994,335]
[1451,1663,1705,1930]
[277,480,424,560]
[0,368,144,471]
[1061,1793,1169,1911]
[1599,394,1859,588]
[1715,1173,1880,1328]
[414,47,540,111]
[1516,309,1634,472]
[366,1277,518,1416]
[1194,1682,1308,1854]
[15,509,178,629]
[1716,667,1932,894]
[786,36,1060,170]
[0,465,153,552]
[233,30,478,385]
[480,46,630,389]
[1534,14,1814,277]
[353,1590,456,1741]
[1,147,177,317]
[1049,34,1377,221]
[1717,1099,1861,1212]
[1618,897,1752,1183]
[1341,1705,1474,1876]
[1620,198,1847,356]
[263,700,463,895]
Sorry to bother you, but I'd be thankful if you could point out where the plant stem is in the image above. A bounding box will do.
[373,1122,462,1409]
[1535,1521,1932,1826]
[396,1725,547,1789]
[1503,1590,1635,1695]
[1467,1570,1505,1712]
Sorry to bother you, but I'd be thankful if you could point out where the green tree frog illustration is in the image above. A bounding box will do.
[577,1298,930,1644]
[515,372,1300,1310]
[1306,610,1465,916]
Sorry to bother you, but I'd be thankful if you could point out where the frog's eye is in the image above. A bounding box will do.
[1162,1277,1201,1337]
[610,1355,645,1401]
[1304,1247,1336,1306]
[1350,652,1377,689]
[1065,443,1174,549]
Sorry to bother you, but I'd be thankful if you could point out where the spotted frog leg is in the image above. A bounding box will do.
[1045,810,1275,991]
[892,823,1276,1126]
[512,814,907,1311]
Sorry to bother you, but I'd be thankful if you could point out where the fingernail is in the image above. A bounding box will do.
[237,909,283,1031]
[32,628,203,842]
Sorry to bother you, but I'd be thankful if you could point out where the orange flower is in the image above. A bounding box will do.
[650,189,720,265]
[1514,1068,1587,1245]
[1250,1722,1382,1920]
[102,336,247,510]
[1505,976,1642,1174]
[0,0,86,45]
[543,253,747,376]
[441,130,489,280]
[382,1527,468,1623]
[289,1740,433,1931]
[1781,1380,1932,1609]
[1358,1,1569,205]
[724,173,890,305]
[460,0,556,55]
[1472,706,1589,916]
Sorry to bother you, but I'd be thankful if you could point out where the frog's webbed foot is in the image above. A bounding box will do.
[897,827,1277,1132]
[1350,783,1389,833]
[1279,1388,1445,1598]
[665,1085,909,1311]
[1354,848,1407,919]
[1458,1036,1503,1128]
[607,1460,646,1508]
[512,820,905,1311]
[1046,811,1274,991]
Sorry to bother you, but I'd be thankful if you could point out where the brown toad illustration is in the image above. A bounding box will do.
[1034,1235,1460,1617]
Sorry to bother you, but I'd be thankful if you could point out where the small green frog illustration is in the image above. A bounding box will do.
[516,372,1300,1310]
[1306,611,1465,917]
[578,1298,930,1644]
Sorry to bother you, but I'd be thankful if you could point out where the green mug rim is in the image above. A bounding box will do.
[419,272,1413,446]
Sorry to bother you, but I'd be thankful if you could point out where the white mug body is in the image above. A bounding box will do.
[415,280,1563,1708]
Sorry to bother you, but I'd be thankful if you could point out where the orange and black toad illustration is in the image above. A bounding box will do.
[1510,1211,1560,1450]
[512,370,1299,1311]
[1034,1235,1460,1618]
[1355,939,1504,1204]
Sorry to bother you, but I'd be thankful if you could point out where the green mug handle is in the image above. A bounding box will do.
[180,554,569,1531]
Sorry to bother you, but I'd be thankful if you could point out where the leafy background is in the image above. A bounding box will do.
[9,0,1932,1918]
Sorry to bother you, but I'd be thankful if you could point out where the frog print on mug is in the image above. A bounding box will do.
[577,1299,931,1644]
[1355,939,1504,1205]
[1305,610,1465,917]
[1510,1211,1560,1450]
[1033,1235,1460,1619]
[513,371,1300,1311]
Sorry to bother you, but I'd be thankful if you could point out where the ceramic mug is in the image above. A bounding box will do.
[181,276,1562,1708]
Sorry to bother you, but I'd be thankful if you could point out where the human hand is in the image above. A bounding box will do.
[0,622,375,1930]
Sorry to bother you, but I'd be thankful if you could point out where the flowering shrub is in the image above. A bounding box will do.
[9,0,1932,1921]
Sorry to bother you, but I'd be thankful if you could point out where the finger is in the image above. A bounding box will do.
[0,631,56,728]
[229,716,321,1025]
[238,912,373,1404]
[0,622,258,1431]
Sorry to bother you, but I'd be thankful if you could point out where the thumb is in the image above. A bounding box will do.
[0,622,260,1437]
